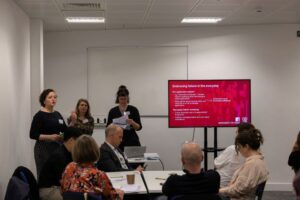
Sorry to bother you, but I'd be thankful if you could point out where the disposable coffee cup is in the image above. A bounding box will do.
[126,174,135,184]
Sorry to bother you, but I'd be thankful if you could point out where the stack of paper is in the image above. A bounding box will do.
[144,153,160,160]
[120,184,141,193]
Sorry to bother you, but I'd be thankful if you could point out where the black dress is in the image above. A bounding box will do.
[38,144,72,188]
[107,105,142,151]
[288,150,300,174]
[30,110,67,178]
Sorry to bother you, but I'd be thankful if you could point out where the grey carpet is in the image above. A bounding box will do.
[263,191,295,200]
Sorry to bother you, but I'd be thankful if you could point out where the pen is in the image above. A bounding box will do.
[110,176,123,179]
[155,177,166,180]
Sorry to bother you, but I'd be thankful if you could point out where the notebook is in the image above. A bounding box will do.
[124,146,146,159]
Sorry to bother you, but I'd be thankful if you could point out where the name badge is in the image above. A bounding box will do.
[58,119,64,124]
[83,119,89,124]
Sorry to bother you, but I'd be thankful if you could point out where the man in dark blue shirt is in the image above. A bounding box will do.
[38,127,82,200]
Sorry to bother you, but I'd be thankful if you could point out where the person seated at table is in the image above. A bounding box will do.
[219,128,269,200]
[68,98,94,135]
[38,127,82,200]
[97,124,144,172]
[61,135,124,200]
[162,142,220,198]
[214,122,255,187]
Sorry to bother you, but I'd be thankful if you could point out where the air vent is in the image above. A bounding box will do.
[62,3,103,11]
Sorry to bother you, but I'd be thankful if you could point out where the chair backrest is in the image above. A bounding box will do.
[256,181,266,200]
[63,192,102,200]
[12,166,39,200]
[171,193,222,200]
[4,176,30,200]
[63,192,85,200]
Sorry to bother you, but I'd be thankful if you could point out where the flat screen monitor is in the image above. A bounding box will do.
[168,79,251,128]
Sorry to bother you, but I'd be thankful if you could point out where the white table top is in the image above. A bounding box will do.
[107,170,184,194]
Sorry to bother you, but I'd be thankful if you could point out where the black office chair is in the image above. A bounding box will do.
[12,166,39,200]
[171,193,222,200]
[63,192,102,200]
[256,181,266,200]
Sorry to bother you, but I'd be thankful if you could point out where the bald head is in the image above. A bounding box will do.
[105,124,123,147]
[181,142,203,166]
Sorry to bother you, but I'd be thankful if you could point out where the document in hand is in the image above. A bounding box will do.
[112,115,128,129]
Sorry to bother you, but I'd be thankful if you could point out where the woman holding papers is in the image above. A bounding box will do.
[107,85,142,151]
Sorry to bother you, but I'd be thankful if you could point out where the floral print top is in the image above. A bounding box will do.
[61,162,120,200]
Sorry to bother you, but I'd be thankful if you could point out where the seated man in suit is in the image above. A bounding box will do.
[97,124,143,172]
[162,142,220,199]
[38,127,82,200]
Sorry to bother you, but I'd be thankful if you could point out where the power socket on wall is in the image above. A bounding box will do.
[297,31,300,37]
[93,115,107,128]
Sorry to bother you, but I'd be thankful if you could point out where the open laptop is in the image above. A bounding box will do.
[124,146,146,159]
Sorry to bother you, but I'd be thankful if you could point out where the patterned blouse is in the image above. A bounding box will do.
[61,162,120,200]
[67,116,94,135]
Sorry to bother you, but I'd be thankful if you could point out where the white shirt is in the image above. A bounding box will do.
[105,141,128,170]
[214,145,245,187]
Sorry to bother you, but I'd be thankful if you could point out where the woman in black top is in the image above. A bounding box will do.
[30,89,67,178]
[288,131,300,174]
[107,85,142,151]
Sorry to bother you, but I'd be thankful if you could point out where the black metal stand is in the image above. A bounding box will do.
[203,127,225,171]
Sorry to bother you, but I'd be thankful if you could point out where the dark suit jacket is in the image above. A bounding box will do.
[97,142,132,172]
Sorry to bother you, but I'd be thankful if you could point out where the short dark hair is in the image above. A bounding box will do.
[72,135,99,164]
[63,127,82,142]
[235,128,264,150]
[39,89,55,107]
[115,85,129,103]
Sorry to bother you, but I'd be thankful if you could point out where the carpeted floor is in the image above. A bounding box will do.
[263,191,295,200]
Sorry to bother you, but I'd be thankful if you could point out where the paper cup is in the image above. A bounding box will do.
[126,174,135,184]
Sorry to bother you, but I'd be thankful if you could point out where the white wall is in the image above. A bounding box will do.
[0,0,32,198]
[45,24,300,191]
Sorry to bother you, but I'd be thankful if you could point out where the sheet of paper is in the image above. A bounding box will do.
[144,153,160,160]
[112,115,128,129]
[120,184,141,193]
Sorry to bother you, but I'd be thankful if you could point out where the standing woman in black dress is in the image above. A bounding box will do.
[107,85,142,151]
[288,131,300,174]
[30,89,67,177]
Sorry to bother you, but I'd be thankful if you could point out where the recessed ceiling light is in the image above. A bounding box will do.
[66,17,105,23]
[181,17,223,24]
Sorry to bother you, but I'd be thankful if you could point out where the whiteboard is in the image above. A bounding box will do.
[87,46,188,116]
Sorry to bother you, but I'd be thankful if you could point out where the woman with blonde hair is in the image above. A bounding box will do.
[61,135,123,200]
[288,131,300,174]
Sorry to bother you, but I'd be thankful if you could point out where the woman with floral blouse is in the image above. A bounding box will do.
[61,135,124,200]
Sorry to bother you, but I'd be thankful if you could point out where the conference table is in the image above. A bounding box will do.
[107,170,184,195]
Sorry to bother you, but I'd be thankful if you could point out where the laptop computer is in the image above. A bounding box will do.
[124,146,146,159]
